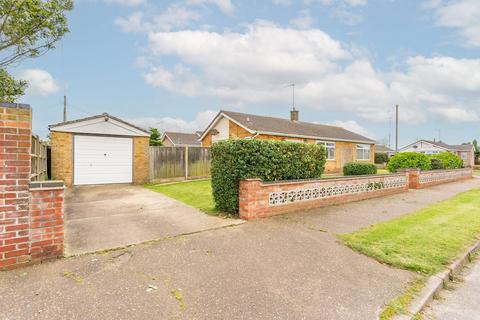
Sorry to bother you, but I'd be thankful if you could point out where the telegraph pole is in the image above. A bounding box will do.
[63,95,67,122]
[395,104,399,153]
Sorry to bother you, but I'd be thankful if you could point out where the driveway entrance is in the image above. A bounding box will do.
[64,185,243,255]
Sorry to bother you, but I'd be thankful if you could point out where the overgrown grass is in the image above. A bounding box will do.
[340,188,480,275]
[145,179,218,215]
[379,277,426,320]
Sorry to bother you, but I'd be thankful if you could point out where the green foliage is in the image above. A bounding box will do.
[387,152,432,173]
[0,0,73,67]
[0,68,27,102]
[343,162,377,176]
[374,152,389,164]
[430,157,444,170]
[472,139,479,165]
[149,128,162,146]
[211,139,326,214]
[430,152,463,169]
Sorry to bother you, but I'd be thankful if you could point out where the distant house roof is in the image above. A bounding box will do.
[200,110,376,144]
[401,139,474,152]
[49,113,150,137]
[375,144,394,153]
[162,132,202,146]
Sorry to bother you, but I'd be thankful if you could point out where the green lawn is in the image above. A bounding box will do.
[145,179,218,215]
[340,188,480,275]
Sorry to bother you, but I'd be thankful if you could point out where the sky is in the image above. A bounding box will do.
[12,0,480,147]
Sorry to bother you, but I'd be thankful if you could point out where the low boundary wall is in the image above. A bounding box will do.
[239,168,474,220]
[1,103,65,270]
[239,174,408,220]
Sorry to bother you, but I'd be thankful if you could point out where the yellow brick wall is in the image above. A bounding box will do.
[51,132,73,186]
[133,136,150,184]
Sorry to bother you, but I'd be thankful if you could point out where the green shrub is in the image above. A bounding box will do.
[343,162,377,176]
[374,152,389,164]
[430,152,463,169]
[387,152,432,173]
[211,139,326,214]
[430,157,444,170]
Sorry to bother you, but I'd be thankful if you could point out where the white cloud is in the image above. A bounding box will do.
[187,0,234,13]
[131,110,217,133]
[305,0,367,7]
[430,0,480,47]
[19,69,59,96]
[139,21,480,124]
[328,120,375,138]
[115,5,200,33]
[429,107,479,122]
[290,9,314,29]
[104,0,145,6]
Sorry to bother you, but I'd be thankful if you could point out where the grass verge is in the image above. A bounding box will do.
[145,179,219,215]
[340,188,480,319]
[339,188,480,275]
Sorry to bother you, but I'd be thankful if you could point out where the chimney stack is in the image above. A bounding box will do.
[290,108,299,121]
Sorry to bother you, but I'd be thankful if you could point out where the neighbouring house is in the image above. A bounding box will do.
[375,144,395,157]
[49,113,150,186]
[199,109,376,173]
[161,131,202,147]
[399,139,474,167]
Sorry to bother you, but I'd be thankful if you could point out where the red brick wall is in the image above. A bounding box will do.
[1,103,65,270]
[29,184,65,262]
[239,174,409,220]
[0,103,32,269]
[414,168,472,189]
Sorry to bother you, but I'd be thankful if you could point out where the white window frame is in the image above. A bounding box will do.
[356,144,371,161]
[316,141,336,160]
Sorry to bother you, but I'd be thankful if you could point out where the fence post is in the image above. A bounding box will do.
[185,146,189,180]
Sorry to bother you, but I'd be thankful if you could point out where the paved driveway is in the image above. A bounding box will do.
[64,185,243,255]
[1,178,479,320]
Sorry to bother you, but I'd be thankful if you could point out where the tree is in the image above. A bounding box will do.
[149,128,162,146]
[0,0,73,102]
[473,139,479,165]
[0,68,27,102]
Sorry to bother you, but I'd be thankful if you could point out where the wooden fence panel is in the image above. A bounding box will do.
[31,135,48,181]
[149,146,211,182]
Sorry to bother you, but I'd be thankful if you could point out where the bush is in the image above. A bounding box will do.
[387,152,432,173]
[343,162,377,176]
[374,152,389,164]
[430,152,463,169]
[430,157,444,170]
[211,139,326,214]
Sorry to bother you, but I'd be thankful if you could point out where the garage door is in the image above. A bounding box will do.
[74,135,133,185]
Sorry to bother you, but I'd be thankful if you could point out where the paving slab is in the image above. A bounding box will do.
[64,184,244,255]
[423,258,480,320]
[1,178,479,320]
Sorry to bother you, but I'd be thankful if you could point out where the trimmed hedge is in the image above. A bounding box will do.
[374,152,389,164]
[211,139,326,214]
[343,162,377,176]
[430,152,463,169]
[430,157,444,170]
[387,152,432,172]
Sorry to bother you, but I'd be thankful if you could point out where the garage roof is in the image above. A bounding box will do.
[49,113,150,137]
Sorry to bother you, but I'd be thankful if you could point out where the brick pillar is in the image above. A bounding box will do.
[239,178,262,220]
[405,169,421,189]
[0,103,32,269]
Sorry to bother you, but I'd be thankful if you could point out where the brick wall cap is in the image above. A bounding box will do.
[29,181,65,190]
[397,168,421,172]
[243,178,262,182]
[420,168,471,174]
[258,173,406,186]
[0,102,31,109]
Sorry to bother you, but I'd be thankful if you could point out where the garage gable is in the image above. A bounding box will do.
[49,113,149,137]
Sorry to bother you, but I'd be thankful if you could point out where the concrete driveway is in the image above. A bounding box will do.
[64,185,243,255]
[1,178,479,319]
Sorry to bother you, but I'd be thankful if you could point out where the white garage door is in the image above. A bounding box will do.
[74,135,133,185]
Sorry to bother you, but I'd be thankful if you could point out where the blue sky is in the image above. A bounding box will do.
[13,0,480,147]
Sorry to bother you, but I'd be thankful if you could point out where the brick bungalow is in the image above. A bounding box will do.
[199,109,376,173]
[400,139,475,167]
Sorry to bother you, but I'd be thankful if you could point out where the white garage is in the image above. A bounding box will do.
[49,113,150,186]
